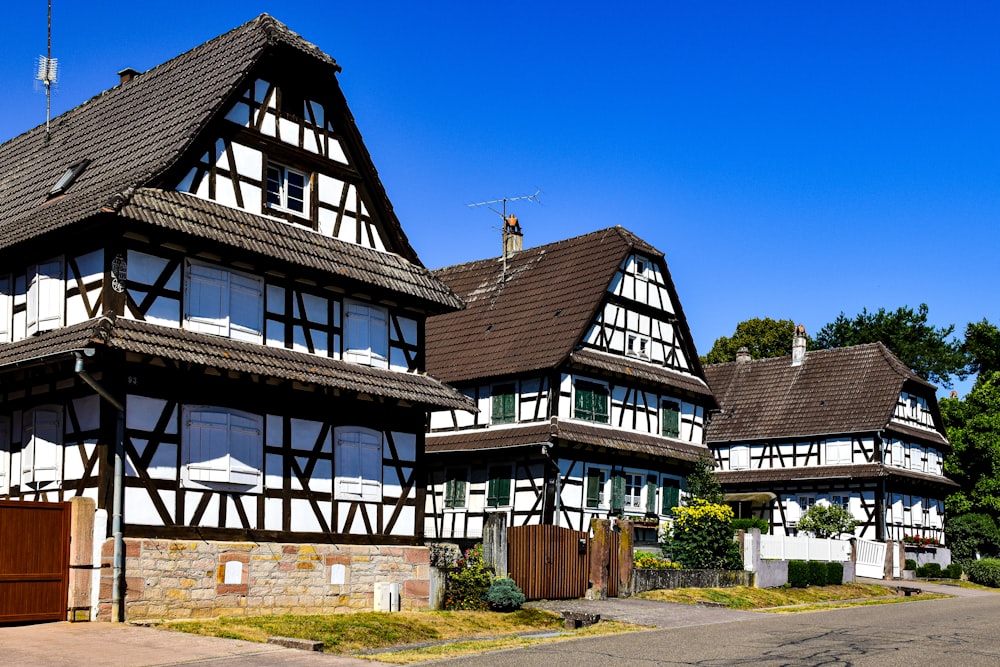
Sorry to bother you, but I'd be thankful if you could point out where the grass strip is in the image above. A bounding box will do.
[636,583,905,609]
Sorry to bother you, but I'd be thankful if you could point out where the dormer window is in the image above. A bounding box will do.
[266,163,308,215]
[48,159,90,198]
[627,333,649,359]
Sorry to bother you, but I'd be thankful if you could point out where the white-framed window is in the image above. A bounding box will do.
[891,440,904,468]
[334,426,382,502]
[623,471,644,510]
[26,258,64,336]
[826,440,852,465]
[730,445,750,470]
[266,163,309,215]
[632,256,650,280]
[21,406,63,485]
[0,275,12,343]
[831,495,850,511]
[344,301,388,368]
[910,445,925,472]
[183,406,263,487]
[0,416,10,493]
[626,333,650,359]
[585,465,609,509]
[184,261,264,342]
[798,495,816,519]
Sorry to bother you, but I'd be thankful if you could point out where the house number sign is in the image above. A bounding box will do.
[111,253,127,293]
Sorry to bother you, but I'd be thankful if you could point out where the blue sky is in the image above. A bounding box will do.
[3,2,996,395]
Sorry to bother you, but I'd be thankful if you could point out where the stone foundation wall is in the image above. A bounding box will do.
[99,539,430,621]
[630,568,754,594]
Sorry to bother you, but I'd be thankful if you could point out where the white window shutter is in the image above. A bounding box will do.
[228,412,262,485]
[369,307,388,367]
[22,407,62,483]
[185,409,230,482]
[0,276,11,343]
[0,417,10,492]
[359,430,382,501]
[335,427,382,500]
[27,260,64,336]
[185,264,228,336]
[229,272,264,342]
[344,303,371,364]
[336,430,363,497]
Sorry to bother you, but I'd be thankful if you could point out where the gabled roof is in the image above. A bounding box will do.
[0,317,474,412]
[0,15,457,309]
[704,343,949,447]
[425,226,706,385]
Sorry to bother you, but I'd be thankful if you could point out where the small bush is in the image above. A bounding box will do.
[788,560,809,588]
[486,577,525,612]
[732,518,769,533]
[444,544,492,610]
[826,561,844,585]
[965,559,1000,587]
[904,559,917,571]
[945,563,963,580]
[665,499,744,570]
[916,562,942,578]
[633,551,681,570]
[807,560,828,586]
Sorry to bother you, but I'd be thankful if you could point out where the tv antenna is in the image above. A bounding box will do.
[468,189,542,275]
[467,189,542,222]
[35,0,58,138]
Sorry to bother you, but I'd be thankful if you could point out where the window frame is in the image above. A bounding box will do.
[334,426,383,502]
[343,300,389,368]
[182,406,263,489]
[623,470,644,511]
[184,260,264,343]
[574,380,609,423]
[825,440,852,465]
[490,383,517,425]
[265,161,310,218]
[730,445,750,470]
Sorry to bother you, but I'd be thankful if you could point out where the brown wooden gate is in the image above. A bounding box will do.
[508,525,589,600]
[608,530,621,598]
[0,500,71,622]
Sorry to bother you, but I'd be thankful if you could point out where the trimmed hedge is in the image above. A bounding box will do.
[945,563,963,580]
[788,560,810,588]
[965,559,1000,588]
[916,562,942,578]
[787,560,844,587]
[807,560,828,586]
[732,518,770,533]
[905,559,917,571]
[826,561,844,585]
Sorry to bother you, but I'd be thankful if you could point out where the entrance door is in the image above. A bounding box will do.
[0,500,71,622]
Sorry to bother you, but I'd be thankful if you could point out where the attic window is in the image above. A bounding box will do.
[48,159,90,198]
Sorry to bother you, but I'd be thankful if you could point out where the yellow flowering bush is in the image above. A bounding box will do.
[633,551,682,570]
[661,498,743,570]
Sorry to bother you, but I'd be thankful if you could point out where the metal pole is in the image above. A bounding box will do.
[111,411,124,622]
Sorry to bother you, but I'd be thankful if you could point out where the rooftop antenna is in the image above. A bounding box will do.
[35,0,58,139]
[468,189,542,276]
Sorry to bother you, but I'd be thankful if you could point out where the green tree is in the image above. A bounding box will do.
[797,503,858,539]
[703,318,801,365]
[944,513,1000,565]
[813,304,967,388]
[662,498,743,570]
[963,320,1000,381]
[942,372,1000,517]
[685,455,724,504]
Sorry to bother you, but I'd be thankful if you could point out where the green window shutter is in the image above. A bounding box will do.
[594,388,608,423]
[586,469,601,508]
[662,479,680,515]
[497,473,511,506]
[491,395,504,423]
[486,467,512,507]
[445,470,466,508]
[611,473,625,512]
[492,384,516,424]
[662,402,680,438]
[575,386,592,419]
[503,392,515,422]
[646,475,657,514]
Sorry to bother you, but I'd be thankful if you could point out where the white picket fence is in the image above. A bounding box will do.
[758,534,852,562]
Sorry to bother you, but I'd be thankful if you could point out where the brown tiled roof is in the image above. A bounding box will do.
[704,343,949,446]
[717,463,959,489]
[0,15,454,308]
[568,349,715,400]
[0,317,473,411]
[426,418,708,463]
[121,189,462,309]
[426,226,705,385]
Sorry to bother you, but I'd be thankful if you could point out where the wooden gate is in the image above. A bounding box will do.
[608,530,620,598]
[508,525,589,600]
[0,500,71,622]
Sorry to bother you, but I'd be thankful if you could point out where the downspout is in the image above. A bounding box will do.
[541,443,560,528]
[74,352,125,623]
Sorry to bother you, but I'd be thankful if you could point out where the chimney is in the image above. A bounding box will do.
[791,323,807,367]
[118,67,140,85]
[736,347,751,364]
[502,214,523,259]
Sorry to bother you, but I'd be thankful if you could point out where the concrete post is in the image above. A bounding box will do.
[587,518,611,600]
[482,513,508,576]
[618,519,635,598]
[68,497,96,621]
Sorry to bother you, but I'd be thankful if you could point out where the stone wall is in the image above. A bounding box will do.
[904,546,952,568]
[630,568,754,594]
[99,539,430,621]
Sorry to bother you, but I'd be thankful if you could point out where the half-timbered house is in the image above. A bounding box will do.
[705,329,957,543]
[0,15,471,620]
[424,226,717,542]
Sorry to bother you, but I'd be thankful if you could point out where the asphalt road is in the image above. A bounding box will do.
[429,593,1000,666]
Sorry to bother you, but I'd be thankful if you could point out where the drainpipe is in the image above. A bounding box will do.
[74,352,125,623]
[541,443,560,528]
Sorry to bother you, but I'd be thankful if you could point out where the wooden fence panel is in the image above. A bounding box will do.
[508,525,589,600]
[0,500,71,622]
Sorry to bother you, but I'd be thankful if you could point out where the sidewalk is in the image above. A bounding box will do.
[526,596,759,628]
[855,575,998,597]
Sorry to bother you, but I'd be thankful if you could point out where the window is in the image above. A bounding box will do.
[335,426,382,501]
[183,407,262,486]
[486,465,512,507]
[491,384,516,424]
[266,163,308,215]
[891,441,904,467]
[184,261,263,342]
[661,401,680,438]
[624,472,644,510]
[626,334,649,359]
[826,440,851,465]
[445,468,467,508]
[633,257,649,280]
[48,159,90,198]
[574,381,608,423]
[585,466,608,509]
[21,406,63,485]
[661,477,680,515]
[910,445,925,471]
[831,495,850,511]
[344,301,388,368]
[730,445,750,470]
[0,417,10,493]
[26,258,64,336]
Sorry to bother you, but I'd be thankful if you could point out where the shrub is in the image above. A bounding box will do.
[664,499,744,570]
[826,561,844,585]
[965,558,1000,587]
[945,563,963,580]
[916,562,942,578]
[486,577,525,612]
[807,560,828,586]
[945,513,1000,565]
[797,503,858,539]
[444,544,492,610]
[732,518,770,533]
[634,551,681,570]
[904,559,917,571]
[788,560,810,588]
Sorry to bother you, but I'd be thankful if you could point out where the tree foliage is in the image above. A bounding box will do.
[942,372,1000,517]
[964,319,1000,380]
[944,513,1000,565]
[797,503,858,539]
[812,304,967,387]
[685,455,724,504]
[703,318,800,364]
[662,499,743,570]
